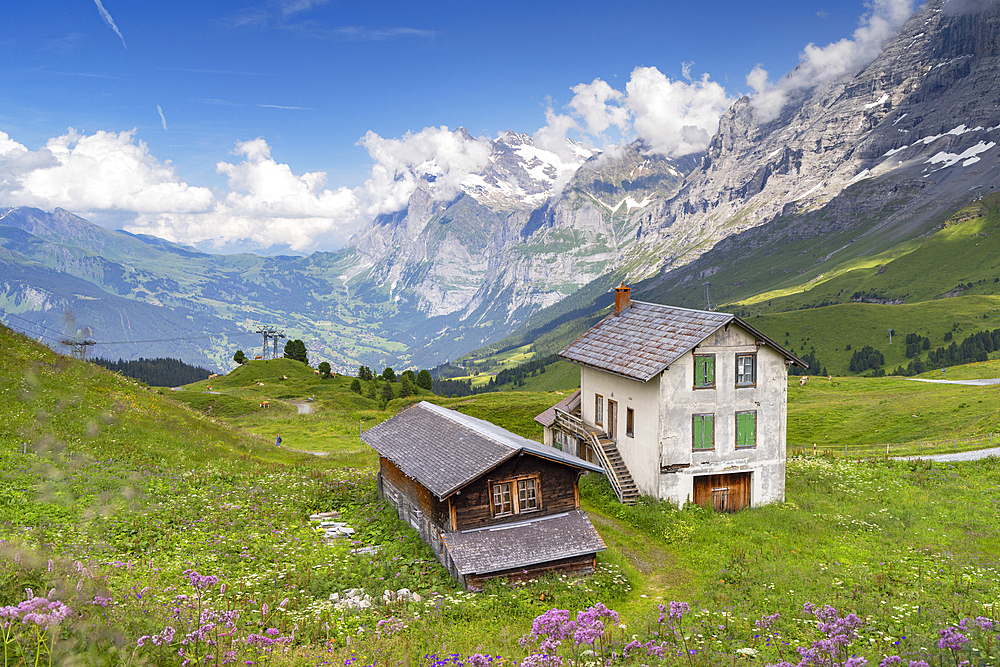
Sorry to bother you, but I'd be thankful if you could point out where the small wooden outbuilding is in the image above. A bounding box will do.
[361,401,606,590]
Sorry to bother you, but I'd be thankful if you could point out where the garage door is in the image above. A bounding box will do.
[693,472,752,512]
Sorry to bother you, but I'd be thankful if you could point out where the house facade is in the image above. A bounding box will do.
[536,285,804,511]
[361,401,606,589]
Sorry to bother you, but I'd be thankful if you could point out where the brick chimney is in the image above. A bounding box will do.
[614,282,631,316]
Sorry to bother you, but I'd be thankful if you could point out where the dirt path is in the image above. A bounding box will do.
[587,510,691,600]
[288,399,315,414]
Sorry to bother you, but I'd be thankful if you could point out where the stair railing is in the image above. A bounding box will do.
[589,430,627,503]
[554,408,628,503]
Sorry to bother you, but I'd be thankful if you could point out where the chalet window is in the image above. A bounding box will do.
[518,478,538,512]
[736,411,757,449]
[736,353,756,386]
[492,476,541,517]
[595,394,604,426]
[694,355,715,388]
[626,407,634,437]
[492,482,513,516]
[692,414,715,450]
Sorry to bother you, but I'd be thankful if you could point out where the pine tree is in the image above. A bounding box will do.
[416,369,432,390]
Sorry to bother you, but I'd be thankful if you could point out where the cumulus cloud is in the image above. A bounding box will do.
[0,128,212,214]
[127,138,360,251]
[357,127,492,217]
[0,125,497,252]
[748,0,916,122]
[534,68,733,158]
[92,0,126,49]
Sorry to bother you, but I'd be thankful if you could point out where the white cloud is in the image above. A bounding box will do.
[156,105,167,131]
[357,127,492,217]
[748,0,916,121]
[128,138,360,251]
[0,126,496,252]
[626,67,732,157]
[0,128,212,214]
[282,0,333,16]
[533,68,732,158]
[92,0,127,49]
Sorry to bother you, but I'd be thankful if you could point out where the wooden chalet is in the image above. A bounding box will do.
[361,401,607,590]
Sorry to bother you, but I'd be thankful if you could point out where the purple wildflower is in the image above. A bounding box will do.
[938,626,969,651]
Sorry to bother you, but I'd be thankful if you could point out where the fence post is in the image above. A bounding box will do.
[886,443,890,457]
[845,442,848,458]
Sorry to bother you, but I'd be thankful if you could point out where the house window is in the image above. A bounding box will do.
[518,478,538,512]
[492,482,513,516]
[694,355,715,388]
[736,353,756,386]
[626,407,634,437]
[595,394,604,426]
[692,414,715,450]
[736,411,757,448]
[493,477,540,517]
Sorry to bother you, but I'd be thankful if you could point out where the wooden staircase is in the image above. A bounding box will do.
[591,432,639,505]
[552,408,638,504]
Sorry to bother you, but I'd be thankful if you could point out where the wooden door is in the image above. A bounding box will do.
[693,472,752,512]
[607,400,617,439]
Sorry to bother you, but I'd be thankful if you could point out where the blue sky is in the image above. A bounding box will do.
[0,0,917,251]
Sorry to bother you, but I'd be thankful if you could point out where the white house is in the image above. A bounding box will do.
[535,285,805,510]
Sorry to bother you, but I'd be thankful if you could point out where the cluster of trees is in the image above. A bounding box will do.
[430,354,562,395]
[283,339,308,364]
[431,377,474,397]
[928,327,1000,366]
[904,333,931,358]
[892,328,1000,376]
[350,365,433,405]
[92,357,212,387]
[848,345,885,373]
[787,349,827,377]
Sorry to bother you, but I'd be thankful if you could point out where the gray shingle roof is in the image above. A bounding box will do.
[559,301,804,382]
[441,509,605,575]
[534,389,581,427]
[361,401,604,499]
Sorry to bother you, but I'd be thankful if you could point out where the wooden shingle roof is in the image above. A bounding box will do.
[534,389,580,427]
[361,401,604,500]
[559,301,805,382]
[441,509,605,575]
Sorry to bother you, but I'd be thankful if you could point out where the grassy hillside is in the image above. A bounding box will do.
[4,323,1000,666]
[787,375,1000,449]
[456,194,1000,381]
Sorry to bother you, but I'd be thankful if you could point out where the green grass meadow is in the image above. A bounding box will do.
[2,324,1000,666]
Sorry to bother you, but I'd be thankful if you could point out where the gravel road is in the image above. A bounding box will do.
[894,447,1000,463]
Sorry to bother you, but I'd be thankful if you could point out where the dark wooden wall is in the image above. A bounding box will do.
[378,457,451,542]
[465,554,596,591]
[452,454,580,531]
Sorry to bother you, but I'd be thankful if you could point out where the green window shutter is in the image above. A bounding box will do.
[693,414,715,449]
[695,355,715,387]
[737,412,756,447]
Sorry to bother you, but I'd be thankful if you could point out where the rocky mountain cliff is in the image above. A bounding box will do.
[636,0,1000,276]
